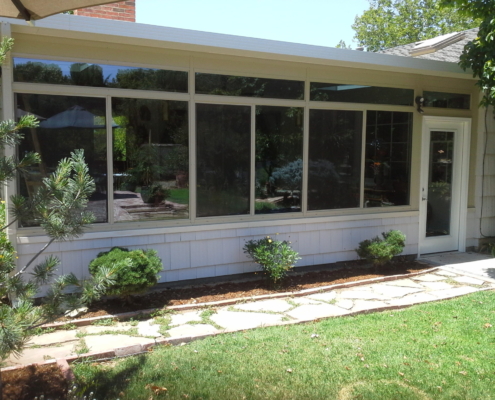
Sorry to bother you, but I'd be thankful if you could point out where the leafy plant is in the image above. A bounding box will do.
[243,236,301,284]
[89,247,162,300]
[356,230,406,266]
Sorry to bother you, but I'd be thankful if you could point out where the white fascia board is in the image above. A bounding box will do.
[5,14,473,80]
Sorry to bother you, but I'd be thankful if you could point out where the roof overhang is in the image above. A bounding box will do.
[2,14,475,80]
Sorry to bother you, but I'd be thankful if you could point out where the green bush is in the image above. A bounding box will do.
[356,230,406,266]
[89,247,162,299]
[243,236,301,284]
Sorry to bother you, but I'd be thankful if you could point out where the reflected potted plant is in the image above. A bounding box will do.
[126,145,166,203]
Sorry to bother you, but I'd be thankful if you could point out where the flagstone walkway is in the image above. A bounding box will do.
[5,265,495,368]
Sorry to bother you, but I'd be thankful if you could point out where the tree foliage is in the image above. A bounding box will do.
[441,0,495,108]
[353,0,480,51]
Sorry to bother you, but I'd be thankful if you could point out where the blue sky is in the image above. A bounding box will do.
[136,0,370,48]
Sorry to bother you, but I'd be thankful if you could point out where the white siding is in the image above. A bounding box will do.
[18,213,419,291]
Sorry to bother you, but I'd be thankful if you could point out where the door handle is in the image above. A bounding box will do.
[422,197,427,201]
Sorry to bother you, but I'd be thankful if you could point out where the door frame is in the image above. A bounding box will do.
[419,116,471,255]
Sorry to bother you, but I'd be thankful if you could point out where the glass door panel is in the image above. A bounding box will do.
[426,131,454,237]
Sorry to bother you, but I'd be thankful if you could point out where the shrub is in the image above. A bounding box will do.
[89,247,162,299]
[243,236,301,284]
[356,230,406,266]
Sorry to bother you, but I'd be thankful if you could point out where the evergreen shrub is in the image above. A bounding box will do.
[89,247,162,298]
[356,230,406,266]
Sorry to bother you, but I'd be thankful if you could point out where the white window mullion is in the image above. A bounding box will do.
[106,96,114,224]
[250,104,256,216]
[1,22,17,245]
[302,69,310,215]
[189,60,197,223]
[360,110,367,208]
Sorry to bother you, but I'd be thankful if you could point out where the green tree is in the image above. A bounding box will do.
[441,0,495,108]
[353,0,480,52]
[0,37,114,366]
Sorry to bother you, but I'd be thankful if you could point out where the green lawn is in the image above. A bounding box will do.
[167,188,189,205]
[73,290,495,399]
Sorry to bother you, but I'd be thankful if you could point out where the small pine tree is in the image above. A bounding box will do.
[0,37,114,365]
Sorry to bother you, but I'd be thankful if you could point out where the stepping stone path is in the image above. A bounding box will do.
[5,268,495,367]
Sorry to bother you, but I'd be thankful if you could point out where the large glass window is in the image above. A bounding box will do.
[310,82,413,106]
[308,110,363,210]
[13,58,188,92]
[196,104,251,217]
[423,91,470,109]
[364,111,412,207]
[255,106,303,214]
[196,73,304,100]
[16,94,108,224]
[112,99,189,222]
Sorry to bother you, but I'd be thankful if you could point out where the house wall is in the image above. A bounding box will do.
[73,1,135,22]
[474,102,495,240]
[6,28,480,286]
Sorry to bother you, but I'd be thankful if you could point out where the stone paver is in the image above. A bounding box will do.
[413,274,446,282]
[372,284,423,298]
[27,330,78,346]
[384,279,425,288]
[351,300,389,312]
[7,344,75,366]
[428,286,479,299]
[83,335,153,354]
[80,325,132,335]
[392,292,438,306]
[211,311,283,330]
[286,304,349,321]
[167,324,219,338]
[335,299,354,310]
[417,281,454,291]
[290,297,323,305]
[337,289,389,301]
[452,276,485,286]
[435,270,459,277]
[307,291,338,303]
[170,311,202,326]
[137,321,161,337]
[234,299,292,313]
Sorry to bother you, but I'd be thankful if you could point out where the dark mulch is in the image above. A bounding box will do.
[75,259,432,320]
[2,363,67,400]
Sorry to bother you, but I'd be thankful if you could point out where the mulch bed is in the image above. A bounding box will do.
[2,363,68,400]
[72,259,432,320]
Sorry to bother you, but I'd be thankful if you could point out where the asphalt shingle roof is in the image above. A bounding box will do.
[379,28,478,62]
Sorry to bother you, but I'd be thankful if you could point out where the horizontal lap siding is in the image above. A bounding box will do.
[17,215,419,294]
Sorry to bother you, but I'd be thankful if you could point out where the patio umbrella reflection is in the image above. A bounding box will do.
[40,105,118,129]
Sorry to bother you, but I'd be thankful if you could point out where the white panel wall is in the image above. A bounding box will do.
[17,213,420,291]
[475,105,495,240]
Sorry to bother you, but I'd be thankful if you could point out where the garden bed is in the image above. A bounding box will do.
[64,259,432,321]
[2,363,68,400]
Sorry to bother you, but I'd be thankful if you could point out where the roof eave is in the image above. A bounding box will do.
[4,14,474,80]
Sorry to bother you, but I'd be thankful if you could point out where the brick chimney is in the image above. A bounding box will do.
[73,0,135,22]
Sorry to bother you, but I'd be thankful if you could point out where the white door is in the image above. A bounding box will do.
[419,117,470,254]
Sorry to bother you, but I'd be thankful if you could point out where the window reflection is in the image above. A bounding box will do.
[423,91,470,109]
[196,73,304,100]
[255,106,303,214]
[310,82,413,106]
[112,99,189,222]
[16,94,108,224]
[308,110,363,210]
[196,104,251,217]
[13,58,188,93]
[364,111,412,207]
